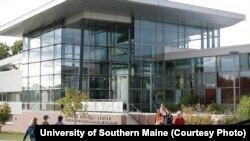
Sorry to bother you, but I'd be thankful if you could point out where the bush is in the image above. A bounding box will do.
[179,95,198,106]
[222,96,250,124]
[181,104,213,125]
[236,96,250,120]
[165,103,180,112]
[206,103,230,114]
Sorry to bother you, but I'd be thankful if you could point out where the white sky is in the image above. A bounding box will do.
[0,0,249,47]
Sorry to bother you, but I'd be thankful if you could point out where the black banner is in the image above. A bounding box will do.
[36,125,250,140]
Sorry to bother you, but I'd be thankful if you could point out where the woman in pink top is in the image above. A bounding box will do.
[159,103,168,116]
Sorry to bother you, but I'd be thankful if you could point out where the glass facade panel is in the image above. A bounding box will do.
[204,73,216,88]
[29,63,40,76]
[141,28,156,45]
[240,54,249,70]
[41,46,54,61]
[217,72,239,87]
[54,75,61,88]
[62,28,81,45]
[29,77,40,89]
[240,71,250,96]
[41,61,53,75]
[220,55,239,71]
[55,45,61,59]
[203,57,216,72]
[30,35,40,49]
[221,88,239,104]
[41,75,53,89]
[42,30,54,46]
[29,48,40,63]
[55,28,62,44]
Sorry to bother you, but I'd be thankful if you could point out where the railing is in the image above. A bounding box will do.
[129,104,141,113]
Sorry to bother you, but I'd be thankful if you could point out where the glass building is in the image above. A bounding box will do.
[0,0,246,112]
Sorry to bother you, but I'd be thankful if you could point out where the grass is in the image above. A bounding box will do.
[0,132,30,141]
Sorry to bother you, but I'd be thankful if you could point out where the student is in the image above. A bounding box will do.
[172,110,185,125]
[55,115,64,125]
[23,117,37,141]
[42,114,50,125]
[154,109,161,125]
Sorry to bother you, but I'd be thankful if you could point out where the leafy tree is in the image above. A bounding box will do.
[0,42,10,60]
[11,40,23,55]
[0,103,11,132]
[56,88,88,124]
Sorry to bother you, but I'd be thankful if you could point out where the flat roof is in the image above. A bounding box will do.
[0,0,246,36]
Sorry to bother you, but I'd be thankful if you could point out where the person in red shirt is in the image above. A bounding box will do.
[172,110,185,125]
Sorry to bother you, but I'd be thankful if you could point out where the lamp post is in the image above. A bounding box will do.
[229,51,239,112]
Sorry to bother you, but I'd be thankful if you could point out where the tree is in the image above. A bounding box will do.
[0,103,11,132]
[11,40,23,55]
[0,42,10,60]
[56,88,88,124]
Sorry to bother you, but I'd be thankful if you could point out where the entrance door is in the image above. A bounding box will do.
[117,75,128,112]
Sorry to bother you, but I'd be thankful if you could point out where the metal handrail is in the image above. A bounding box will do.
[129,104,141,113]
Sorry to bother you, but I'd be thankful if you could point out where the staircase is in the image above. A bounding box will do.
[126,115,139,125]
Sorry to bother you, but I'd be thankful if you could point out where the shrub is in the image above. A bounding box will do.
[179,95,198,106]
[165,103,180,112]
[206,103,230,114]
[236,96,250,120]
[181,104,213,125]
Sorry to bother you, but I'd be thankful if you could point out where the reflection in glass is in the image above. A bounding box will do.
[54,45,61,59]
[41,46,54,61]
[240,71,250,96]
[220,55,239,71]
[29,63,40,76]
[41,75,53,89]
[28,90,40,102]
[30,35,40,49]
[221,88,239,104]
[240,54,249,70]
[141,28,156,45]
[62,60,79,74]
[204,73,216,88]
[62,28,81,45]
[42,30,54,46]
[54,75,61,88]
[55,28,62,44]
[29,77,40,89]
[217,72,239,87]
[29,48,40,62]
[203,57,216,72]
[205,89,216,104]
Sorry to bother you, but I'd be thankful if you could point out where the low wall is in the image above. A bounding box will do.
[2,112,127,133]
[129,112,225,125]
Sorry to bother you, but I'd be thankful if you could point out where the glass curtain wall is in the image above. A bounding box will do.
[131,17,220,112]
[22,19,131,111]
[22,28,62,111]
[165,53,250,107]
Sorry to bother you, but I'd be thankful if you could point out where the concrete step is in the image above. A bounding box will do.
[126,115,139,125]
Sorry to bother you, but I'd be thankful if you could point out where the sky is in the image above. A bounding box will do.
[0,0,249,47]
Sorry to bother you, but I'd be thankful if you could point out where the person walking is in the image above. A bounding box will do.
[55,115,64,125]
[23,117,37,141]
[41,114,50,125]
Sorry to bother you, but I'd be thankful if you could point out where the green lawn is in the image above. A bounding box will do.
[0,132,30,141]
